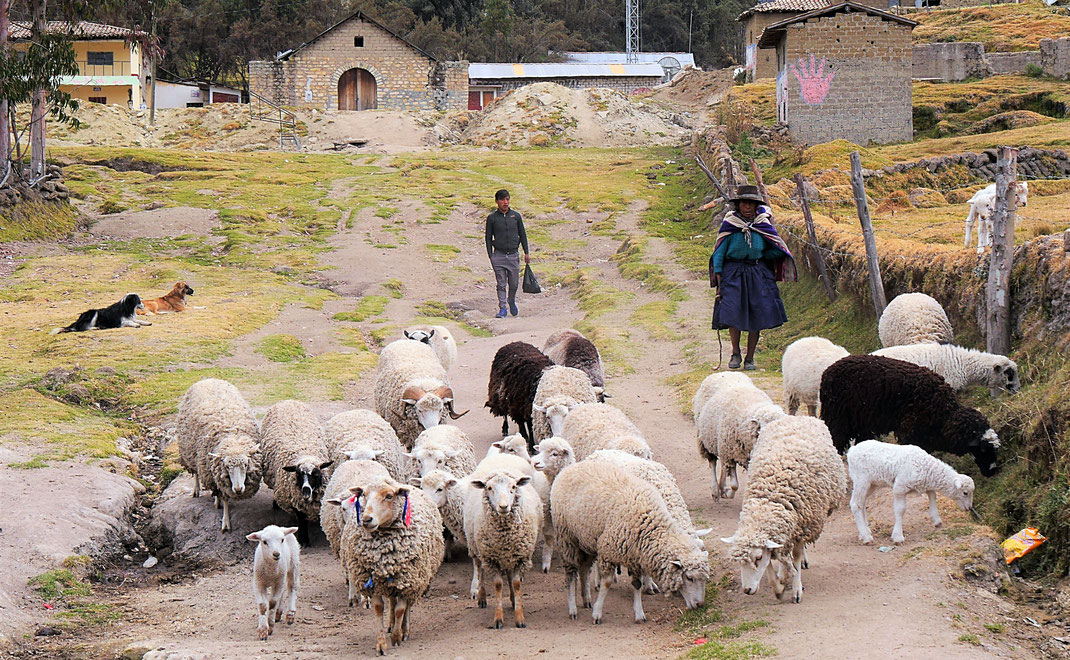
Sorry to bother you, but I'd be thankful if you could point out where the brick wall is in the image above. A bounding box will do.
[744,13,789,80]
[248,16,467,112]
[780,11,912,145]
[472,75,663,95]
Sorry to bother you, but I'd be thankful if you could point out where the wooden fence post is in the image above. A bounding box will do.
[986,146,1018,357]
[694,154,730,200]
[794,173,836,303]
[850,151,887,317]
[750,158,771,206]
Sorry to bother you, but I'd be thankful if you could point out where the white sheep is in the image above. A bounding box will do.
[696,380,782,499]
[721,416,847,604]
[551,459,709,623]
[542,329,607,400]
[531,436,575,484]
[406,425,477,477]
[246,524,300,641]
[781,337,850,416]
[176,378,262,532]
[532,365,599,441]
[964,182,1028,253]
[872,343,1020,394]
[691,371,753,420]
[374,339,466,450]
[561,402,652,461]
[260,400,334,547]
[464,454,543,629]
[321,458,391,559]
[847,440,975,545]
[483,434,555,572]
[324,409,411,483]
[411,468,465,557]
[878,293,953,348]
[403,324,458,372]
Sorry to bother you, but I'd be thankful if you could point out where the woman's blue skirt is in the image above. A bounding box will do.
[712,260,788,333]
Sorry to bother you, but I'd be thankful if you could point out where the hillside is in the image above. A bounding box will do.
[911,0,1070,52]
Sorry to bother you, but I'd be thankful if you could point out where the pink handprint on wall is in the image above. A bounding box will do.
[790,54,835,106]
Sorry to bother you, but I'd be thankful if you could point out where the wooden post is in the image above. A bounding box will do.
[850,151,887,317]
[1063,228,1070,253]
[694,154,730,200]
[750,158,771,206]
[794,173,836,303]
[986,146,1017,357]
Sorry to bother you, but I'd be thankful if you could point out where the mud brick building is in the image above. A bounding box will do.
[758,1,916,145]
[248,11,467,112]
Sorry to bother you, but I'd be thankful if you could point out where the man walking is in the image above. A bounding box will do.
[485,189,530,318]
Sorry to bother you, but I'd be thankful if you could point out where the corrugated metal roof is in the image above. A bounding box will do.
[559,52,696,68]
[9,21,135,40]
[469,62,664,79]
[738,0,832,21]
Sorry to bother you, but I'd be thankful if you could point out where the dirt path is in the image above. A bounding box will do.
[65,194,1018,659]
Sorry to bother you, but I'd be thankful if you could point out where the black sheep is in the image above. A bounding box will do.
[820,355,1001,477]
[486,341,553,447]
[542,329,607,401]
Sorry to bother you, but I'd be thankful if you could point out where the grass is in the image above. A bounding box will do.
[0,201,82,243]
[334,295,390,322]
[0,389,130,467]
[676,582,775,659]
[414,300,493,338]
[912,0,1070,52]
[426,243,461,262]
[29,569,119,628]
[911,76,1070,140]
[957,633,981,646]
[256,334,307,362]
[382,278,404,299]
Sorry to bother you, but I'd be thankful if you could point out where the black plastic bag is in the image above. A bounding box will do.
[522,264,542,294]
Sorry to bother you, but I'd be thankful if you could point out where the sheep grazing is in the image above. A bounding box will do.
[721,416,846,604]
[176,378,262,532]
[847,440,975,545]
[781,337,850,416]
[463,453,543,629]
[872,343,1020,394]
[403,324,458,372]
[964,182,1028,253]
[696,381,784,500]
[561,402,651,461]
[324,409,410,482]
[341,476,444,655]
[407,425,477,478]
[260,400,334,547]
[552,460,709,623]
[542,329,607,401]
[485,341,553,445]
[820,355,1001,476]
[691,371,752,421]
[375,339,466,450]
[533,366,599,442]
[878,293,953,348]
[247,525,300,640]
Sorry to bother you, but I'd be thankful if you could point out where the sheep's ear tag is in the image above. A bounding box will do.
[351,495,361,520]
[403,493,412,527]
[364,577,373,589]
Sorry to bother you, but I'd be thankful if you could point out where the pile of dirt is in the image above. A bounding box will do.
[461,82,691,148]
[650,66,737,109]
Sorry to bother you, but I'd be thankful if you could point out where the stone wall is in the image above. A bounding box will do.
[868,147,1070,182]
[471,75,663,95]
[912,36,1070,81]
[780,11,913,145]
[248,15,467,112]
[1040,37,1070,79]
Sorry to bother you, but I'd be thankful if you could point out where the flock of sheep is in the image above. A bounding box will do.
[172,289,1016,653]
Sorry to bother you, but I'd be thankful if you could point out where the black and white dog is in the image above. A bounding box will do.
[51,293,152,334]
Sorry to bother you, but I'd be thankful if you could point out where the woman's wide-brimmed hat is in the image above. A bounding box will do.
[730,184,764,204]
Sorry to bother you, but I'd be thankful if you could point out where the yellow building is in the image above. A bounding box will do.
[9,21,148,108]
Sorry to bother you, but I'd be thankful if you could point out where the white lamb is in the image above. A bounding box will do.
[246,524,300,641]
[324,409,410,482]
[872,343,1020,394]
[691,372,753,420]
[532,365,599,441]
[878,292,953,348]
[561,402,652,461]
[847,440,975,545]
[781,337,850,416]
[964,182,1028,253]
[412,468,465,558]
[403,324,458,372]
[696,381,783,499]
[406,425,477,477]
[374,339,465,449]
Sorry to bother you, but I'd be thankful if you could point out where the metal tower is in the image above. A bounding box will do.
[625,0,640,62]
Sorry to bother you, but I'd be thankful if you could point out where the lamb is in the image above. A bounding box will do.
[485,341,553,446]
[246,524,300,640]
[341,476,444,655]
[482,434,555,572]
[463,453,543,629]
[406,425,477,477]
[260,400,334,546]
[697,383,785,500]
[721,416,847,604]
[374,339,466,450]
[324,409,410,482]
[176,378,262,532]
[403,324,458,372]
[411,468,465,555]
[964,182,1028,253]
[820,355,1001,476]
[533,366,600,442]
[542,329,607,401]
[878,293,953,348]
[561,402,651,461]
[872,343,1020,394]
[530,436,575,484]
[551,460,709,623]
[691,371,753,420]
[847,440,975,545]
[781,337,850,416]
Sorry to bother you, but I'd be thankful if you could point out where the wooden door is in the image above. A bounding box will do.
[339,68,377,111]
[338,69,358,110]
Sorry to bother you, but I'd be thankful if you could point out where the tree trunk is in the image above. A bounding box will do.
[0,0,11,166]
[28,0,47,179]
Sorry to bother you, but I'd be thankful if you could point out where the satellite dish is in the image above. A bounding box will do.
[658,56,682,83]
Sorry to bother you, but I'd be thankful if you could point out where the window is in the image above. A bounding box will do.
[88,96,107,104]
[354,36,364,47]
[86,51,113,66]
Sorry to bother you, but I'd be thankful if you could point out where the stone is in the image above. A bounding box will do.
[64,383,92,404]
[143,556,158,568]
[121,644,154,660]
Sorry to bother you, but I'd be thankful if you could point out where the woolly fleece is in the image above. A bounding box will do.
[878,293,953,348]
[324,409,410,483]
[532,366,599,441]
[872,343,1020,393]
[562,402,645,461]
[781,337,850,415]
[260,399,331,519]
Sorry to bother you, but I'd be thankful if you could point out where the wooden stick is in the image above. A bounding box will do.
[750,158,771,206]
[694,154,730,200]
[850,151,887,317]
[986,146,1017,357]
[794,173,836,303]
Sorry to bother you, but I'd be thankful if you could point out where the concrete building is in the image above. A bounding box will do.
[557,52,696,83]
[739,0,833,80]
[248,11,467,112]
[155,80,245,109]
[466,62,664,110]
[758,1,916,145]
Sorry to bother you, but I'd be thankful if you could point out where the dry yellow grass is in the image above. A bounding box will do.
[911,0,1070,52]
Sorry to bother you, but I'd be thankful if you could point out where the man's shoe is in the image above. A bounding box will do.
[509,302,519,316]
[728,354,742,369]
[743,358,757,371]
[495,308,508,318]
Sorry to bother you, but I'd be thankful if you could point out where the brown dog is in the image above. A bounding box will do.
[138,281,196,315]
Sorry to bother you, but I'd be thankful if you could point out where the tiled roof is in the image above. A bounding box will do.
[738,0,832,21]
[757,1,916,48]
[8,21,134,41]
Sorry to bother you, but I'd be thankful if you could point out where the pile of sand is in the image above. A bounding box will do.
[650,67,737,109]
[461,82,692,149]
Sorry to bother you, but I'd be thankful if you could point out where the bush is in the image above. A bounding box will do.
[1025,63,1045,78]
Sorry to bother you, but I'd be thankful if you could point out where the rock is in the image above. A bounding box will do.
[143,556,158,568]
[143,201,165,211]
[43,367,81,389]
[271,265,294,275]
[64,383,92,404]
[35,626,62,637]
[121,643,154,660]
[95,366,117,376]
